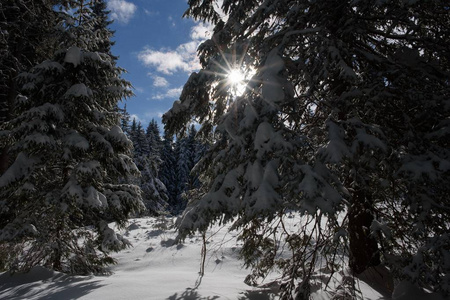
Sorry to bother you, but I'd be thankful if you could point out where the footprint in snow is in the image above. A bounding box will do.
[160,239,176,247]
[127,223,140,231]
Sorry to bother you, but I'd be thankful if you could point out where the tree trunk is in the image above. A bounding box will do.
[348,189,380,274]
[52,220,63,271]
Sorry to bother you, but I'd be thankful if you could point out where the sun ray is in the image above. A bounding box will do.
[227,69,245,85]
[226,68,246,96]
[203,38,256,99]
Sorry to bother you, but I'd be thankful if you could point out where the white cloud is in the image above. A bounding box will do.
[134,86,145,93]
[130,114,141,122]
[137,22,213,75]
[144,9,159,16]
[138,49,194,74]
[144,111,165,119]
[152,76,169,87]
[190,22,214,40]
[152,87,183,100]
[108,0,137,24]
[168,16,176,27]
[166,87,183,98]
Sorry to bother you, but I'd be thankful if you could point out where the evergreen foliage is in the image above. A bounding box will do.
[0,0,144,274]
[146,119,162,156]
[118,104,130,133]
[159,129,178,209]
[90,0,115,55]
[174,132,192,210]
[128,118,169,215]
[0,0,58,174]
[171,125,207,213]
[164,0,450,298]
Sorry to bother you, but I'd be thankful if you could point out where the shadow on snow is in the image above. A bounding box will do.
[0,266,104,300]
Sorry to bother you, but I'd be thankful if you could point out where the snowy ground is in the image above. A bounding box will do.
[0,216,437,300]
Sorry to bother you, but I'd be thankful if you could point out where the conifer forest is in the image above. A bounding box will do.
[0,1,448,299]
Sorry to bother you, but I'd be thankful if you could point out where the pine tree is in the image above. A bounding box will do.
[174,135,192,212]
[0,0,60,271]
[89,0,115,55]
[128,119,168,215]
[129,117,138,141]
[0,0,58,174]
[146,121,163,171]
[159,129,177,210]
[136,121,150,156]
[0,1,143,274]
[165,0,450,298]
[118,104,130,134]
[133,152,168,216]
[169,125,207,213]
[186,125,205,190]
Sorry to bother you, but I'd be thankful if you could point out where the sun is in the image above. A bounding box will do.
[227,69,245,85]
[226,68,246,96]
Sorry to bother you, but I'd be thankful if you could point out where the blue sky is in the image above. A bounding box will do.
[106,0,214,128]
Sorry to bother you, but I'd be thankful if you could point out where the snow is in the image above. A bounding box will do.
[64,131,90,150]
[0,215,439,300]
[86,186,108,208]
[23,133,54,147]
[398,158,437,181]
[83,51,103,62]
[392,280,445,300]
[239,104,258,129]
[75,161,102,180]
[65,83,93,98]
[62,180,83,204]
[64,46,82,67]
[353,128,387,152]
[261,48,286,104]
[106,125,130,145]
[0,217,266,300]
[35,60,64,72]
[254,121,292,158]
[245,160,264,189]
[296,175,340,214]
[320,120,350,163]
[0,152,36,188]
[27,103,64,122]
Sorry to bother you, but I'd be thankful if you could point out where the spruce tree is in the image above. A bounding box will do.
[118,104,130,134]
[90,0,115,55]
[129,117,138,142]
[164,0,450,298]
[170,125,206,213]
[146,119,162,155]
[186,125,205,190]
[0,0,58,174]
[159,129,177,211]
[128,119,168,215]
[0,1,143,274]
[174,135,192,212]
